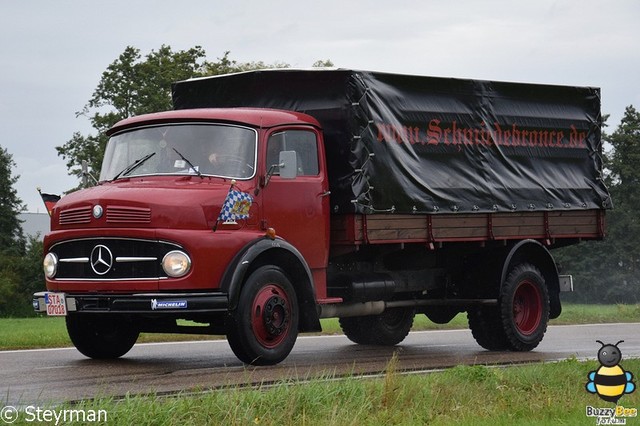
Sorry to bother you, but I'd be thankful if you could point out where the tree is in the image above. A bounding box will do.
[0,236,45,317]
[0,145,36,316]
[56,47,298,188]
[598,105,640,300]
[57,45,210,187]
[0,145,25,253]
[556,106,640,303]
[312,59,334,68]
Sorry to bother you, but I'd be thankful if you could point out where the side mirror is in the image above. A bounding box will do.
[81,160,89,187]
[260,150,298,194]
[278,151,298,179]
[81,160,99,187]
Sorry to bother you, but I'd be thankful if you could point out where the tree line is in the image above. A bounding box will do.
[0,147,45,316]
[555,106,640,303]
[0,45,637,316]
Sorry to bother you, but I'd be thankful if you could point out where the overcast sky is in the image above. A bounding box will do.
[2,0,639,212]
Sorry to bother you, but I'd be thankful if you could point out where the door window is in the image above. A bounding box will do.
[266,130,319,176]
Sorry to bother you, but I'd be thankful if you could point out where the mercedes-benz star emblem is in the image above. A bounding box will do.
[90,245,113,275]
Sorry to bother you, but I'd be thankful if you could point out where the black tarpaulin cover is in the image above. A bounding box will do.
[172,69,611,215]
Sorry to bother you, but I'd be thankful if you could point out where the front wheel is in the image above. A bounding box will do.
[226,266,299,365]
[66,314,139,359]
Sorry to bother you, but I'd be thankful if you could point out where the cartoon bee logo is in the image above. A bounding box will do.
[586,340,636,403]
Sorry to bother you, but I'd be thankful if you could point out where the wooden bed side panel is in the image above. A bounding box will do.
[330,210,605,245]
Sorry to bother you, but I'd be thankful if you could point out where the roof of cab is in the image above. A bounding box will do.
[107,107,322,136]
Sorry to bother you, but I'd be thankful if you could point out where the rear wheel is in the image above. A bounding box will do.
[66,314,139,359]
[339,307,414,346]
[468,263,549,352]
[468,306,510,350]
[500,263,549,351]
[226,266,299,365]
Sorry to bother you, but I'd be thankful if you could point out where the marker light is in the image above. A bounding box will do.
[162,250,191,277]
[265,228,277,240]
[43,252,58,278]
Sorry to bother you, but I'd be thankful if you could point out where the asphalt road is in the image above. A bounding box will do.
[2,323,639,407]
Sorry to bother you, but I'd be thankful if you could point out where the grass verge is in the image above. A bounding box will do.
[17,357,639,425]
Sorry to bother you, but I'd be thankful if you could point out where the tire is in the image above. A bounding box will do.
[500,263,550,351]
[66,314,139,359]
[468,263,549,352]
[339,307,414,346]
[467,306,510,351]
[226,266,299,365]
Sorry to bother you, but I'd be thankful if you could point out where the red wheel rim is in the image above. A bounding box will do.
[250,284,291,348]
[512,280,542,336]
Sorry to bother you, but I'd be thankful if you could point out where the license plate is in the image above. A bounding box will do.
[45,292,67,316]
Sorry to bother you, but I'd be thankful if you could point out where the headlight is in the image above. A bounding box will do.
[43,252,58,278]
[162,250,191,277]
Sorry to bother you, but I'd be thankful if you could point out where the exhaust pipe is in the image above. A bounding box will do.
[317,298,498,319]
[318,301,386,318]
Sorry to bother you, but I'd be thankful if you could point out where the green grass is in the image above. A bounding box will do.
[16,357,639,425]
[2,304,639,351]
[551,303,640,325]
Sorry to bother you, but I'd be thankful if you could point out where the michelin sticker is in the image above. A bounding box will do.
[151,299,188,310]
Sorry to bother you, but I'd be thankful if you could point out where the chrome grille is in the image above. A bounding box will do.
[50,238,182,280]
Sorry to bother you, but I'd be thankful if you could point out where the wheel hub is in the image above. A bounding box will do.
[263,295,289,336]
[250,284,292,348]
[512,280,542,336]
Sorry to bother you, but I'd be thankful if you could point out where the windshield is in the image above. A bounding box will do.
[100,123,257,181]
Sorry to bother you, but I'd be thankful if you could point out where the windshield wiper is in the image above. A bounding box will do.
[172,148,203,178]
[111,152,156,181]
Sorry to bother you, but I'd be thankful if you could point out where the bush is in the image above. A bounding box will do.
[0,236,45,317]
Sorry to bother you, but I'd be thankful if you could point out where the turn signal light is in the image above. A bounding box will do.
[265,228,277,240]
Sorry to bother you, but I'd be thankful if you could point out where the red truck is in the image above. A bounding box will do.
[34,69,611,365]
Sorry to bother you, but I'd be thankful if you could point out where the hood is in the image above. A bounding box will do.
[51,177,255,231]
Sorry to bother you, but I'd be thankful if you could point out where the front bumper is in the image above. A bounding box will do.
[33,291,229,314]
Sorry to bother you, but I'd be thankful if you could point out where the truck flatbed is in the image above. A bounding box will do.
[331,210,605,247]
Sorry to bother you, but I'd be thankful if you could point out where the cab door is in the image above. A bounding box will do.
[261,127,330,273]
